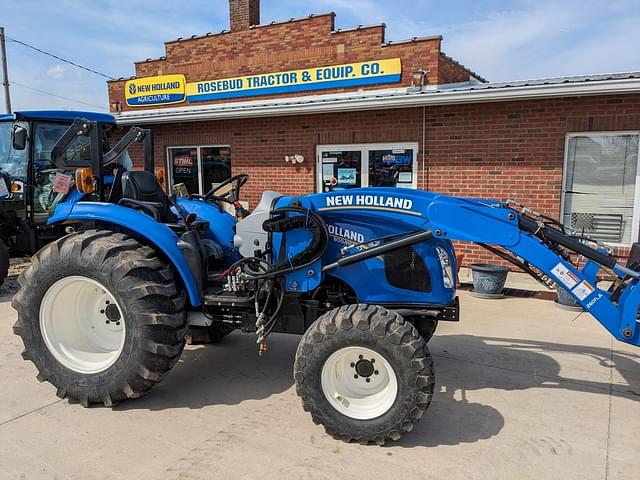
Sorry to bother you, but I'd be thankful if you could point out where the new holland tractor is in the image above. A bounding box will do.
[12,118,640,445]
[0,110,119,286]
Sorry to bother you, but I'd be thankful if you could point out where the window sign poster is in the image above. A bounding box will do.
[174,154,194,175]
[52,172,72,194]
[398,171,413,183]
[322,163,334,181]
[382,154,412,166]
[322,157,337,163]
[337,168,357,185]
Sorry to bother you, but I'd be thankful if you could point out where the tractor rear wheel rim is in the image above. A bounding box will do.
[321,346,398,420]
[39,276,125,374]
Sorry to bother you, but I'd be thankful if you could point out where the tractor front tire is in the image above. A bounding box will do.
[410,317,438,343]
[294,304,435,445]
[12,230,187,407]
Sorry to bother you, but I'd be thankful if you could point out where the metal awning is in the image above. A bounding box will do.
[114,72,640,125]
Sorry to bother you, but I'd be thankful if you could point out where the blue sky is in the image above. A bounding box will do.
[3,0,640,111]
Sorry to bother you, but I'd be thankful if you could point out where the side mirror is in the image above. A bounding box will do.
[12,125,27,150]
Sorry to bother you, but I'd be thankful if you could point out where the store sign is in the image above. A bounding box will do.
[187,58,402,102]
[125,74,186,106]
[123,59,402,107]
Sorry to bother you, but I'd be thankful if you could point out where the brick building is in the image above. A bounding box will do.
[108,0,640,264]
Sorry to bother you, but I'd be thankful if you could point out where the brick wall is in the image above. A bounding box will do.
[438,54,478,84]
[108,13,473,111]
[117,92,640,266]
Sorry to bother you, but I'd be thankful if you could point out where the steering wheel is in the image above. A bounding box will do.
[204,174,249,205]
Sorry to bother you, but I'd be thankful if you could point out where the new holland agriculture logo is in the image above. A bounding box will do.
[125,74,187,107]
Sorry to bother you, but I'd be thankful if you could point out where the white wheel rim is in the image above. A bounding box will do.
[39,276,125,374]
[321,346,398,420]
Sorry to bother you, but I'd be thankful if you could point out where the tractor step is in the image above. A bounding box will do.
[203,291,254,307]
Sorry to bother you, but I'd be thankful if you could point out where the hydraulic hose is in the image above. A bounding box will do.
[518,214,617,269]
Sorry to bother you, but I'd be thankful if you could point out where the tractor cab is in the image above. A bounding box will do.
[0,111,125,286]
[0,111,118,257]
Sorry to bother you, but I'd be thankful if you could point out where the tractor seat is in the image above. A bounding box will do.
[119,170,178,223]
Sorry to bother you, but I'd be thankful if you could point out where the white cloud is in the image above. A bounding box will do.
[46,64,65,79]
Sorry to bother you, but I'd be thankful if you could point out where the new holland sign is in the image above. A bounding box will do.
[124,59,402,107]
[125,74,186,106]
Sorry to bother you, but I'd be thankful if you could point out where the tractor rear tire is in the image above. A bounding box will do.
[0,240,9,287]
[12,230,187,407]
[294,304,435,445]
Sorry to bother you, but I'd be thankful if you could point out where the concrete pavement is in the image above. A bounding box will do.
[1,289,639,480]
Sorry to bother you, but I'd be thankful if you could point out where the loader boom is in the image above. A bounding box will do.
[294,189,640,346]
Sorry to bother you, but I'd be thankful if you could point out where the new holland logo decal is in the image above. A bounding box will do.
[125,74,187,107]
[320,194,420,216]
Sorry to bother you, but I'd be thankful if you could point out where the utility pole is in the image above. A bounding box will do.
[0,27,11,113]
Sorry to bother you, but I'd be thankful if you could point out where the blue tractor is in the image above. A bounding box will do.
[0,110,121,286]
[12,118,640,444]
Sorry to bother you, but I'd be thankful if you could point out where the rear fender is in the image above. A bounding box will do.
[48,202,202,306]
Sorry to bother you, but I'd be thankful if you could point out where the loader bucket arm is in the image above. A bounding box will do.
[303,189,640,347]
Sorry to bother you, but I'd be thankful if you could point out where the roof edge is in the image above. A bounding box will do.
[113,75,640,125]
[164,12,337,45]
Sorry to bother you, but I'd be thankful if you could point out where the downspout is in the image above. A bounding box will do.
[422,105,428,191]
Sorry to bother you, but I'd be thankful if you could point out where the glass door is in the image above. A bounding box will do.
[319,150,363,192]
[317,143,418,192]
[368,147,415,188]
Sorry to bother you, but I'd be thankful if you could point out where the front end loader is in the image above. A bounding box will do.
[12,119,640,444]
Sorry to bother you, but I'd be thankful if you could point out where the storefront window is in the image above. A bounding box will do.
[201,146,232,191]
[317,143,417,192]
[167,145,231,195]
[169,147,199,195]
[562,133,640,244]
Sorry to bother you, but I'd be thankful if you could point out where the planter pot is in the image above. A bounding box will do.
[470,264,509,297]
[555,287,582,311]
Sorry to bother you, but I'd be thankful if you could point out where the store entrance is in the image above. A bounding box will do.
[317,143,418,193]
[167,145,231,195]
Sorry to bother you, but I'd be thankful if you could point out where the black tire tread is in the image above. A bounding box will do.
[12,229,187,407]
[294,304,435,445]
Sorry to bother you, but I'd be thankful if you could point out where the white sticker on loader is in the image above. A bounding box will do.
[572,280,595,301]
[551,262,579,289]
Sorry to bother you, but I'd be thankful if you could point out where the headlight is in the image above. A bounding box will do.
[436,246,455,289]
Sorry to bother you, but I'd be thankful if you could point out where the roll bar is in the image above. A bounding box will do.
[50,118,155,202]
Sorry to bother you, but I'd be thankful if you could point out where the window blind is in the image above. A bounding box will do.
[563,134,639,244]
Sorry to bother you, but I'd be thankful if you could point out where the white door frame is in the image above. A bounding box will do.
[316,142,419,192]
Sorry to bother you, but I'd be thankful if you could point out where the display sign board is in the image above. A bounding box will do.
[123,59,402,107]
[125,74,187,106]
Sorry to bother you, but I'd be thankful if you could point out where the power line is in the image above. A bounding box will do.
[10,81,107,110]
[6,35,116,80]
